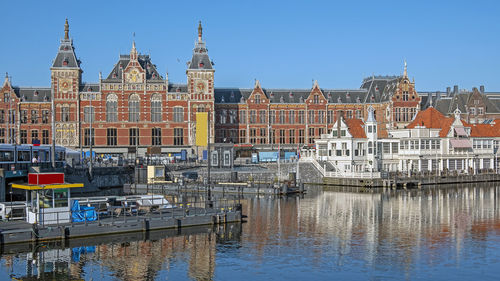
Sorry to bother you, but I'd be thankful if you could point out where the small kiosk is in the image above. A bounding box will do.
[11,172,83,225]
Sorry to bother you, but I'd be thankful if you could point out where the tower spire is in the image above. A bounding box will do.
[198,21,203,42]
[403,59,408,78]
[130,40,137,60]
[64,18,69,40]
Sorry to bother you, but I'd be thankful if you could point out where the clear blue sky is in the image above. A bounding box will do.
[1,0,499,91]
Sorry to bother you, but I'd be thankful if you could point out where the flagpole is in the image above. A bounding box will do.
[296,145,300,184]
[277,144,280,184]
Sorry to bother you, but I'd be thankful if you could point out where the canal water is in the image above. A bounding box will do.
[1,184,500,280]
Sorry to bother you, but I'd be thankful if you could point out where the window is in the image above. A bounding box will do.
[478,107,484,115]
[129,128,139,146]
[3,93,9,103]
[279,110,285,124]
[20,110,28,124]
[289,129,295,144]
[402,91,409,101]
[84,128,94,146]
[152,128,162,146]
[279,129,285,144]
[298,111,305,124]
[355,110,362,119]
[8,128,14,144]
[255,94,261,104]
[368,141,373,154]
[61,106,69,122]
[318,111,325,123]
[31,130,38,144]
[107,128,117,146]
[239,110,246,123]
[173,107,184,122]
[368,126,372,133]
[42,110,49,124]
[269,110,275,124]
[308,127,315,143]
[42,130,49,145]
[0,110,4,123]
[174,128,183,145]
[313,95,319,104]
[250,128,256,144]
[327,110,334,124]
[219,110,227,124]
[8,110,15,124]
[106,94,118,122]
[298,129,305,144]
[392,142,398,154]
[151,94,162,122]
[20,129,27,144]
[308,111,315,124]
[470,107,476,115]
[0,128,4,143]
[229,110,237,124]
[259,110,266,124]
[383,143,390,154]
[249,110,256,123]
[345,110,353,119]
[271,129,276,144]
[289,110,295,124]
[239,129,246,143]
[84,106,94,123]
[31,110,38,124]
[128,94,140,122]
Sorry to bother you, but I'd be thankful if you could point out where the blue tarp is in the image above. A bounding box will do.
[71,200,97,222]
[72,246,96,262]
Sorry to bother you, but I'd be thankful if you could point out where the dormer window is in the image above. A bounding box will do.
[63,59,68,66]
[280,96,284,103]
[356,97,361,103]
[176,87,181,93]
[221,96,225,103]
[44,96,49,101]
[337,96,342,103]
[230,91,235,102]
[255,94,260,104]
[112,72,117,78]
[199,62,204,68]
[34,91,39,96]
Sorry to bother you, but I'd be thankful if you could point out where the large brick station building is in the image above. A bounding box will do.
[1,20,422,158]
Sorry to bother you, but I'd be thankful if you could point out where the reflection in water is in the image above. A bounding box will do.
[1,184,500,280]
[1,225,241,281]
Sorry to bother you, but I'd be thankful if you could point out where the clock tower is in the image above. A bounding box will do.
[50,19,82,147]
[186,21,215,145]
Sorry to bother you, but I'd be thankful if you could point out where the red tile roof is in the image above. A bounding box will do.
[469,122,500,137]
[345,118,367,138]
[407,107,470,137]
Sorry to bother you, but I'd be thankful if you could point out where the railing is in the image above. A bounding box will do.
[14,198,241,227]
[324,171,381,179]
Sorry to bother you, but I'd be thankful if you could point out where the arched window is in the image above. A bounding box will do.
[106,94,118,122]
[129,94,140,122]
[151,94,162,122]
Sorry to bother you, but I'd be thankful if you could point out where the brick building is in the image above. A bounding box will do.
[1,20,425,158]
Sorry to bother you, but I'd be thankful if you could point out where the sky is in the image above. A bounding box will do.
[1,0,499,91]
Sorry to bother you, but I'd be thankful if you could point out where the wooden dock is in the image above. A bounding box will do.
[322,173,500,189]
[0,206,242,245]
[126,182,305,196]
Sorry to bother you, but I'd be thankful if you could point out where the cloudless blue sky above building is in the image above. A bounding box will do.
[1,0,499,91]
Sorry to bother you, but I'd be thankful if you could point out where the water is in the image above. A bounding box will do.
[2,184,500,280]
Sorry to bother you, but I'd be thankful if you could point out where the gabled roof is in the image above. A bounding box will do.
[407,107,471,137]
[469,121,500,137]
[104,54,162,82]
[344,118,367,138]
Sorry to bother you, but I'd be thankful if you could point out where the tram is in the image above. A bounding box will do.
[0,144,76,170]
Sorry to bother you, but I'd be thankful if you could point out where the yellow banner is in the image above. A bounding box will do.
[196,112,208,146]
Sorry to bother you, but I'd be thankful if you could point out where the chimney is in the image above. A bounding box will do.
[480,85,485,93]
[453,85,458,94]
[446,87,451,96]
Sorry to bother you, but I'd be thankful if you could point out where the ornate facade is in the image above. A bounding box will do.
[0,20,425,158]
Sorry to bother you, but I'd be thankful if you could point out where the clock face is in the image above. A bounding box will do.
[60,79,71,92]
[127,68,141,83]
[196,81,205,92]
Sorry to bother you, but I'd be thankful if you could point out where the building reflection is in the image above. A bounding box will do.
[4,224,241,281]
[241,184,500,271]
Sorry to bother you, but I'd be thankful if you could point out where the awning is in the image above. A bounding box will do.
[454,127,467,137]
[450,139,472,148]
[11,183,83,190]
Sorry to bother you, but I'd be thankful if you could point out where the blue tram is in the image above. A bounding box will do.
[0,144,70,171]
